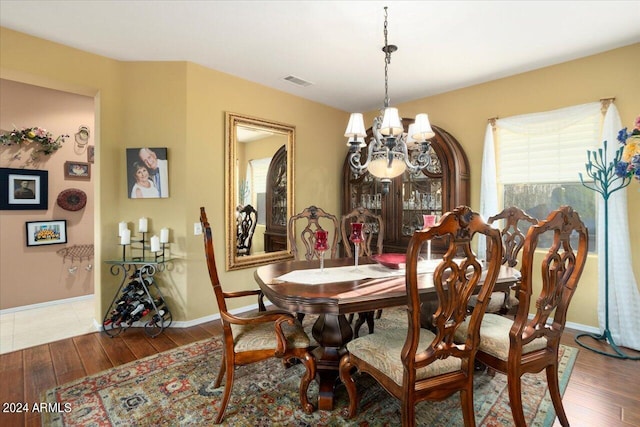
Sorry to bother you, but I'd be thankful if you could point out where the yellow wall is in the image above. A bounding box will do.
[1,26,638,330]
[390,43,640,327]
[0,28,346,322]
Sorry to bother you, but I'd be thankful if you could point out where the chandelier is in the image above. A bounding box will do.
[345,7,434,194]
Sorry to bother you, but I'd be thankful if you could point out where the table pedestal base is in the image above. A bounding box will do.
[311,313,353,410]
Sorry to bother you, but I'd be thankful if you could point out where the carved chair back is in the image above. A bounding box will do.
[487,206,538,267]
[340,206,384,257]
[512,205,588,350]
[236,204,258,256]
[288,205,340,261]
[405,206,503,373]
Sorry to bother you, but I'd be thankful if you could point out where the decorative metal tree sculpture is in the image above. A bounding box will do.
[575,141,639,360]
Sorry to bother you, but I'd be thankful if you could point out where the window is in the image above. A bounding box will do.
[496,104,601,251]
[246,157,271,225]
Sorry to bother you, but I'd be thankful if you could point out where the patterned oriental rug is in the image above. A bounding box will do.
[42,310,578,426]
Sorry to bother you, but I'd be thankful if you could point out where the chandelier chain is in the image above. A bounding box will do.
[383,6,390,108]
[345,6,433,194]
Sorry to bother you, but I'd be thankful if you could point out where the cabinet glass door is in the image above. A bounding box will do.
[347,173,384,215]
[401,146,442,236]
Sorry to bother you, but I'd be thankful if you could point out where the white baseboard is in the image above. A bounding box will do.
[17,297,598,337]
[565,320,600,334]
[0,294,94,315]
[526,313,600,335]
[164,303,600,335]
[96,301,272,331]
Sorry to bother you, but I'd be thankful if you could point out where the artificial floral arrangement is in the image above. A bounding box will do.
[0,126,69,156]
[615,115,640,181]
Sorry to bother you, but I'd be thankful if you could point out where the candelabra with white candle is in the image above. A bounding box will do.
[119,228,131,260]
[116,219,170,261]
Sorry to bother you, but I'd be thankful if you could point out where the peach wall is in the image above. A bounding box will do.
[0,79,95,309]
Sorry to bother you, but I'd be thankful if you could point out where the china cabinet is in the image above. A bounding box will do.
[264,145,288,252]
[342,122,470,254]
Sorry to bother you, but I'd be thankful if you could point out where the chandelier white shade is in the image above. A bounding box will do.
[345,7,435,193]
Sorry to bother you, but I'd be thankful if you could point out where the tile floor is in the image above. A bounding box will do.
[0,296,98,354]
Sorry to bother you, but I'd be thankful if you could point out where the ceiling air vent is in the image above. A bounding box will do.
[283,75,313,87]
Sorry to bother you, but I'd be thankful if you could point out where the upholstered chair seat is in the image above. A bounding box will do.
[230,320,310,352]
[346,326,462,386]
[454,314,547,361]
[469,292,520,315]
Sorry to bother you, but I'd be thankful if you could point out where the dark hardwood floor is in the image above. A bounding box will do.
[1,320,639,426]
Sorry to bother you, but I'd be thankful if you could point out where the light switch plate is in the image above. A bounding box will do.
[194,222,203,235]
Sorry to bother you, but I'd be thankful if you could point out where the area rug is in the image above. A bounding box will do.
[42,310,578,426]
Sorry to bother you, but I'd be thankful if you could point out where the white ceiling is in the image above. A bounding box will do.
[1,1,639,113]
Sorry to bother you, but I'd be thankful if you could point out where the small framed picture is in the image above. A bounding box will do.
[64,161,91,179]
[25,220,67,246]
[87,145,95,163]
[0,168,48,210]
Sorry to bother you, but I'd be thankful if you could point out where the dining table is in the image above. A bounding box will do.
[254,256,520,410]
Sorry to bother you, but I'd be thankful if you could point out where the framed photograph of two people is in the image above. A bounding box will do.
[126,147,169,199]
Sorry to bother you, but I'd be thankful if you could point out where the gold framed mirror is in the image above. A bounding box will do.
[225,112,295,270]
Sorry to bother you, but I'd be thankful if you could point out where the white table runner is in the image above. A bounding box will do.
[274,259,442,285]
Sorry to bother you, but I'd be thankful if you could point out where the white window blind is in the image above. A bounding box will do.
[249,157,272,195]
[498,104,601,184]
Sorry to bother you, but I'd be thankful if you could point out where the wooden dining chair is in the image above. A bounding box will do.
[340,206,384,258]
[469,206,538,315]
[236,204,258,257]
[455,206,588,427]
[259,204,340,311]
[341,206,384,337]
[199,207,316,423]
[285,205,341,322]
[288,205,340,261]
[339,206,504,427]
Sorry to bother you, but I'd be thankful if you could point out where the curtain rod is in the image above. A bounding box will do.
[488,98,616,125]
[600,97,616,114]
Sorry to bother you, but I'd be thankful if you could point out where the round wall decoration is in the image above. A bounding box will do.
[57,188,87,211]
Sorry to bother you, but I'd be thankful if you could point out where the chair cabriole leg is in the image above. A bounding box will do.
[507,374,527,427]
[460,387,476,427]
[214,353,235,424]
[296,352,317,414]
[338,354,358,418]
[546,363,569,426]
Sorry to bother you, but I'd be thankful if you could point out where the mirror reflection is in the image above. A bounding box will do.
[225,113,295,270]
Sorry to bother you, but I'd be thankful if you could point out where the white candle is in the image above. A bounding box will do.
[118,221,127,237]
[139,217,148,233]
[150,235,160,252]
[120,229,131,245]
[160,227,169,243]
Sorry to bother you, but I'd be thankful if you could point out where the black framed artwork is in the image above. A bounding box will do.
[25,219,67,246]
[0,168,48,210]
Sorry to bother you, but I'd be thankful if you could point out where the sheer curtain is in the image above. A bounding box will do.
[600,104,640,350]
[478,123,498,260]
[479,102,640,350]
